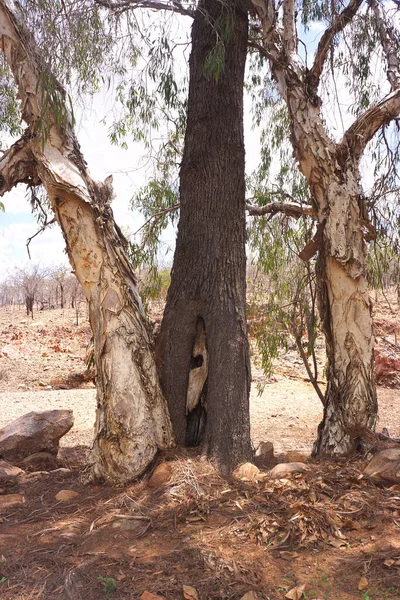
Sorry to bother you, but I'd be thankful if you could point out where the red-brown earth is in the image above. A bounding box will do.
[0,298,399,600]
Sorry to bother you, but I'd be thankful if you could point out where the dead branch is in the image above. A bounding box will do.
[94,0,194,17]
[246,201,315,219]
[26,218,56,260]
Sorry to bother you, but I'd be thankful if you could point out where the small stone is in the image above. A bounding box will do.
[285,451,308,463]
[0,460,24,481]
[358,576,369,591]
[0,494,25,511]
[255,441,274,459]
[233,462,260,481]
[148,463,172,488]
[269,462,309,479]
[55,490,79,502]
[183,585,198,600]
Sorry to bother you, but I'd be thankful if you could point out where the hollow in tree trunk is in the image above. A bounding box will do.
[157,0,252,473]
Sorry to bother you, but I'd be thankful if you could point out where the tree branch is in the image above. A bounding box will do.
[339,89,400,161]
[282,0,297,56]
[0,132,40,195]
[26,217,56,260]
[309,0,363,86]
[246,201,315,219]
[94,0,194,18]
[370,0,400,91]
[133,203,180,249]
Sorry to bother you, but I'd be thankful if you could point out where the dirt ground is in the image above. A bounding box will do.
[0,305,399,600]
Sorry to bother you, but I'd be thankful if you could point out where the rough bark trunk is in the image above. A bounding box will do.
[0,0,173,484]
[157,0,252,473]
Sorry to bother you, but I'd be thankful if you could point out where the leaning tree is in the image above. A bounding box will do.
[0,0,173,484]
[248,0,400,454]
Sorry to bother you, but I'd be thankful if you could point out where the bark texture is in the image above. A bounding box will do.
[251,0,400,455]
[157,0,252,472]
[0,0,173,484]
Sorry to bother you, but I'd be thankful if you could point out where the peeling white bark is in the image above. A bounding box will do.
[253,0,395,454]
[0,0,174,483]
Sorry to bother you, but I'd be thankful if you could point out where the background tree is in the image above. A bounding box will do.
[11,264,46,318]
[0,0,173,484]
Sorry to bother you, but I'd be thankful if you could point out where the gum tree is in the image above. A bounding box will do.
[156,0,253,471]
[0,0,173,484]
[249,0,400,454]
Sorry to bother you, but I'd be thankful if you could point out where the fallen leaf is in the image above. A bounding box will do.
[358,576,369,591]
[183,585,198,600]
[285,584,305,599]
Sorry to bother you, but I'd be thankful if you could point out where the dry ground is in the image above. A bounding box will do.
[0,304,399,600]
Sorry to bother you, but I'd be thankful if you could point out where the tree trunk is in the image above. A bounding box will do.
[157,0,252,473]
[0,0,173,484]
[313,171,377,455]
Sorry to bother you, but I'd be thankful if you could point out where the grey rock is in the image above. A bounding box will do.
[0,410,74,460]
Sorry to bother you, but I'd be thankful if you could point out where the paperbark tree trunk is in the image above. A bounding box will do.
[313,170,377,454]
[157,0,252,473]
[251,0,400,455]
[0,0,173,484]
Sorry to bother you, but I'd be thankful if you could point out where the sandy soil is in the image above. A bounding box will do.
[0,306,399,455]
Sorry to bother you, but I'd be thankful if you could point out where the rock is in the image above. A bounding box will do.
[285,451,308,463]
[58,446,89,469]
[148,463,172,488]
[374,346,400,387]
[19,452,59,472]
[233,462,260,481]
[0,460,24,481]
[269,462,309,479]
[0,410,74,460]
[358,576,369,591]
[240,592,260,600]
[183,585,198,600]
[55,489,79,502]
[364,448,400,485]
[0,493,25,511]
[140,593,165,600]
[255,441,274,459]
